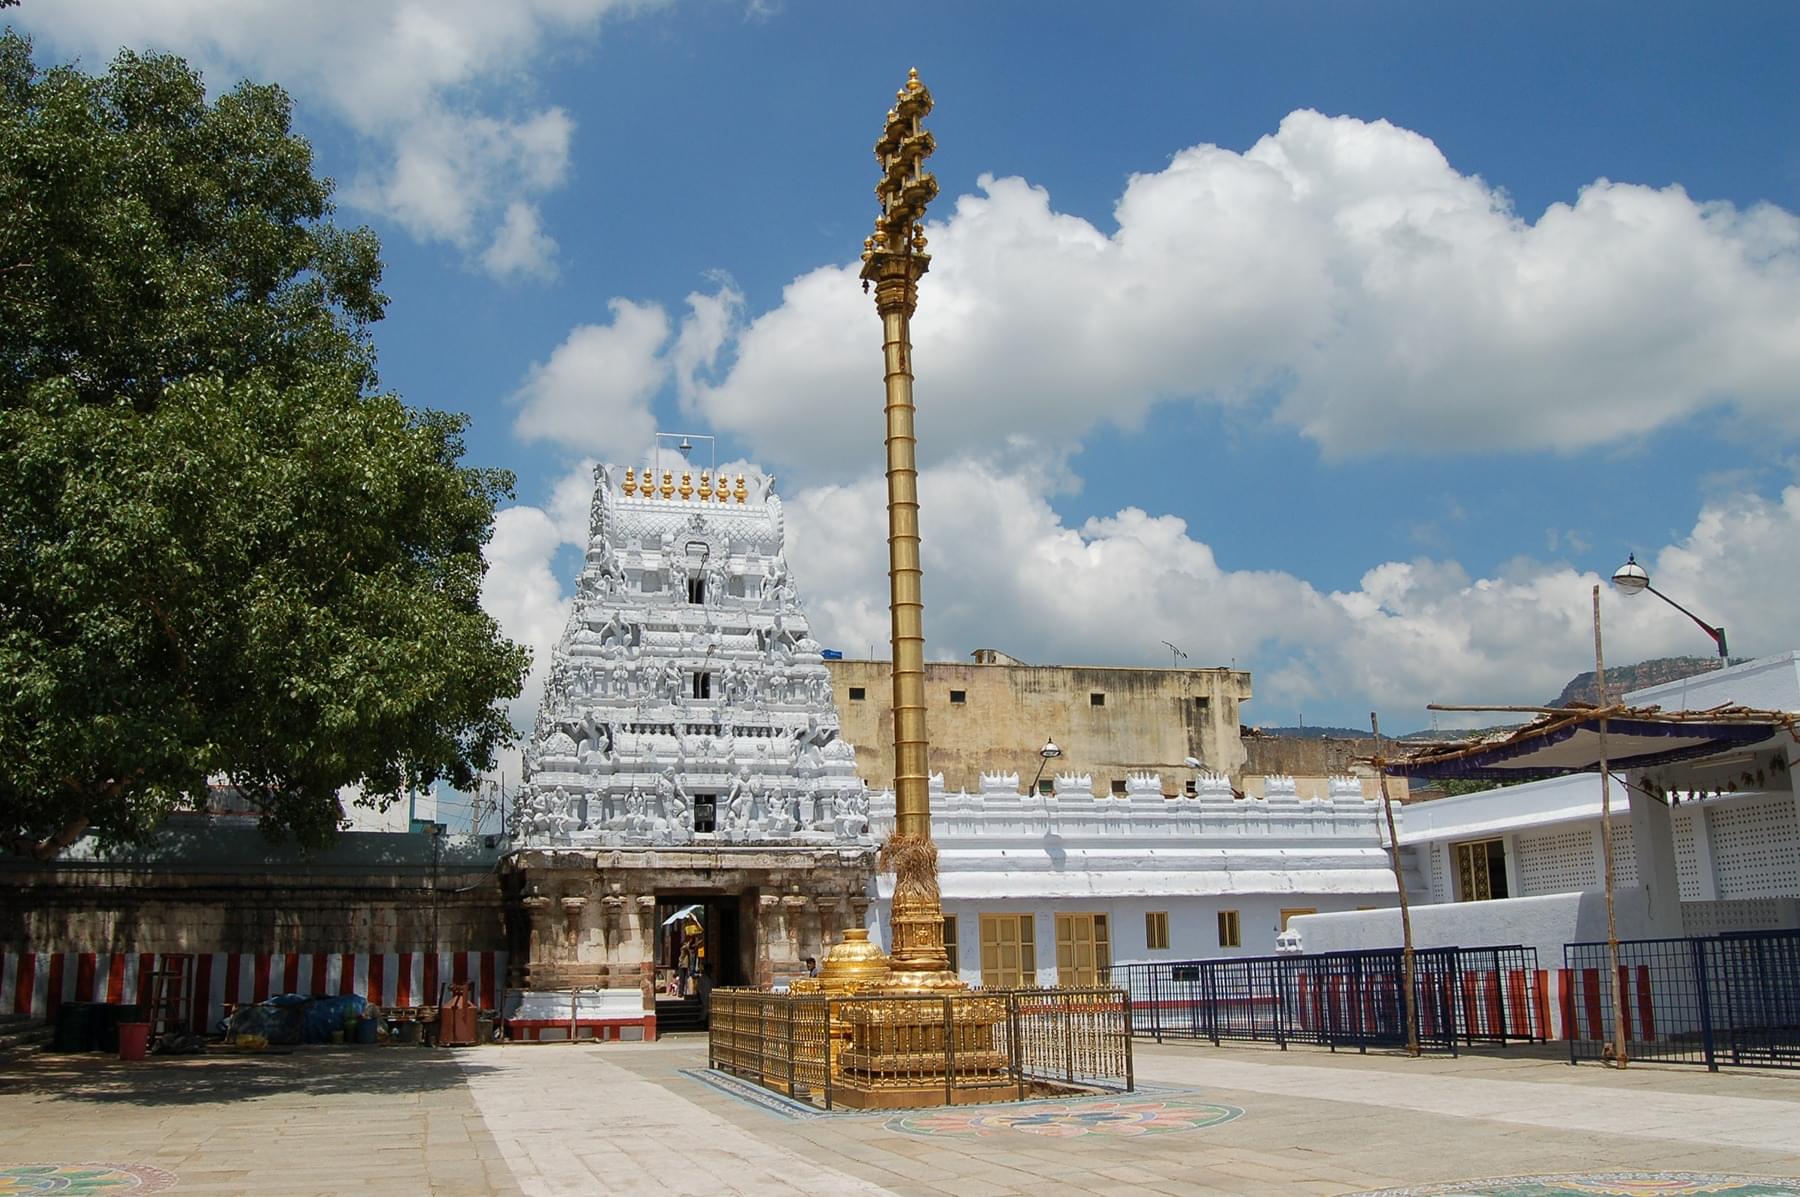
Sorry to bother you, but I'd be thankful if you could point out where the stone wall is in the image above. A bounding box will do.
[0,822,506,955]
[828,657,1251,794]
[1243,733,1379,779]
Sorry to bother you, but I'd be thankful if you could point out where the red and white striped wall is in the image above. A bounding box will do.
[1294,967,1662,1043]
[1131,967,1663,1045]
[1,951,507,1032]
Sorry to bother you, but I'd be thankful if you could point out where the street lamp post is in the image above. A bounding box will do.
[1029,740,1062,796]
[1610,554,1728,659]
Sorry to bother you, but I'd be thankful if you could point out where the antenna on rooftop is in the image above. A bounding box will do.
[652,432,716,477]
[1161,640,1187,668]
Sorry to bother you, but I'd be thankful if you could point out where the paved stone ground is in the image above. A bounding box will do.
[4,1038,1800,1196]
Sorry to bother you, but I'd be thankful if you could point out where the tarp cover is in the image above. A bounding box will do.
[1387,707,1791,781]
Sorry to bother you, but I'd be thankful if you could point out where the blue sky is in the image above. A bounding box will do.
[17,3,1800,750]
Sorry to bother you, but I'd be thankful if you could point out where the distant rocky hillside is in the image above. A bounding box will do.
[1253,725,1368,740]
[1245,656,1735,751]
[1550,656,1731,707]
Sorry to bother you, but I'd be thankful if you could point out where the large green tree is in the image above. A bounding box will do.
[0,32,530,855]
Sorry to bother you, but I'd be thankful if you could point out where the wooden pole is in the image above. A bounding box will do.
[1593,585,1629,1067]
[1426,703,1612,715]
[1371,713,1420,1057]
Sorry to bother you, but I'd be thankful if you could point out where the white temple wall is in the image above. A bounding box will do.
[866,771,1406,982]
[914,894,1392,986]
[1288,887,1662,966]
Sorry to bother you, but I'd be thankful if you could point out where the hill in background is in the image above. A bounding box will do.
[1548,655,1735,708]
[1253,724,1369,740]
[1253,655,1735,743]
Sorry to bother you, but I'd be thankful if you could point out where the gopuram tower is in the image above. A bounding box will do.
[503,440,876,1039]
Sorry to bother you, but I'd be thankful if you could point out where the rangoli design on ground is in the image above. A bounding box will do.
[0,1164,177,1195]
[1344,1173,1800,1197]
[887,1094,1243,1138]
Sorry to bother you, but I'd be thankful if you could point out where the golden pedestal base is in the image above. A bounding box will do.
[826,1078,1022,1110]
[708,980,1133,1112]
[830,990,1013,1106]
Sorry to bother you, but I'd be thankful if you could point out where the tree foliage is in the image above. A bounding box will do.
[0,32,529,854]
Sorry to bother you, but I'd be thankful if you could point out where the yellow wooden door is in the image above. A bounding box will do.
[1055,913,1110,987]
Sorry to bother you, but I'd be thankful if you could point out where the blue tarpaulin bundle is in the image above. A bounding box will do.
[225,993,368,1044]
[226,1000,304,1045]
[301,994,367,1043]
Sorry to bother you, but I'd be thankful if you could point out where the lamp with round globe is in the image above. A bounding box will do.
[1609,553,1728,658]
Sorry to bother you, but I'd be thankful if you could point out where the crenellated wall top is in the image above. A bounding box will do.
[867,774,1393,848]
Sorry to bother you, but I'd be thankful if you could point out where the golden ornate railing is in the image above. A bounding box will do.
[708,986,1133,1109]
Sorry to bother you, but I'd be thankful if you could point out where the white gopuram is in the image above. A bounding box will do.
[503,447,876,1039]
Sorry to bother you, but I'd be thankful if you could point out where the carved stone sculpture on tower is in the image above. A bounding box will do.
[513,449,872,850]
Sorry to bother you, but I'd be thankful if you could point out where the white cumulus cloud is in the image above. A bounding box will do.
[482,201,562,282]
[480,501,575,732]
[780,460,1800,722]
[14,0,658,278]
[478,450,1800,735]
[510,300,669,455]
[684,110,1800,480]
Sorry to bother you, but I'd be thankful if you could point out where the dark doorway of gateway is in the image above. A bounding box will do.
[654,895,747,1031]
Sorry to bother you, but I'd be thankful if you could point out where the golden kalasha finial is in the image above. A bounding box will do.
[717,477,729,503]
[907,66,921,90]
[698,471,713,500]
[623,467,636,495]
[679,470,693,500]
[733,473,748,504]
[660,470,674,499]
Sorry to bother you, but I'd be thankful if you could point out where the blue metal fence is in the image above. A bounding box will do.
[1564,929,1800,1070]
[1111,944,1542,1055]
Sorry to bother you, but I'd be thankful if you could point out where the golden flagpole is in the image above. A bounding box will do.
[860,69,956,988]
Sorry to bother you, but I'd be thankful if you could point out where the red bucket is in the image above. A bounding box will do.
[117,1022,151,1062]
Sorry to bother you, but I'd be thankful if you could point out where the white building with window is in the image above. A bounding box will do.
[866,769,1408,987]
[1291,651,1800,964]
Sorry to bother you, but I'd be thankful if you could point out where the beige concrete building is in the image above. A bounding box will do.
[827,649,1252,797]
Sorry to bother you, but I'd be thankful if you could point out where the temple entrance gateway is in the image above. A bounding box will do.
[502,849,874,1038]
[500,435,878,1041]
[656,895,748,998]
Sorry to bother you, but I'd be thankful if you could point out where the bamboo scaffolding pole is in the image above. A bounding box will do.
[1370,713,1419,1057]
[1593,585,1630,1067]
[1426,703,1623,715]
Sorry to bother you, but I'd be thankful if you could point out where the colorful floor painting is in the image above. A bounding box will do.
[886,1094,1243,1139]
[0,1164,177,1195]
[1344,1173,1800,1197]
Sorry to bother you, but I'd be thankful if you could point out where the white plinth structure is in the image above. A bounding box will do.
[503,454,876,1039]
